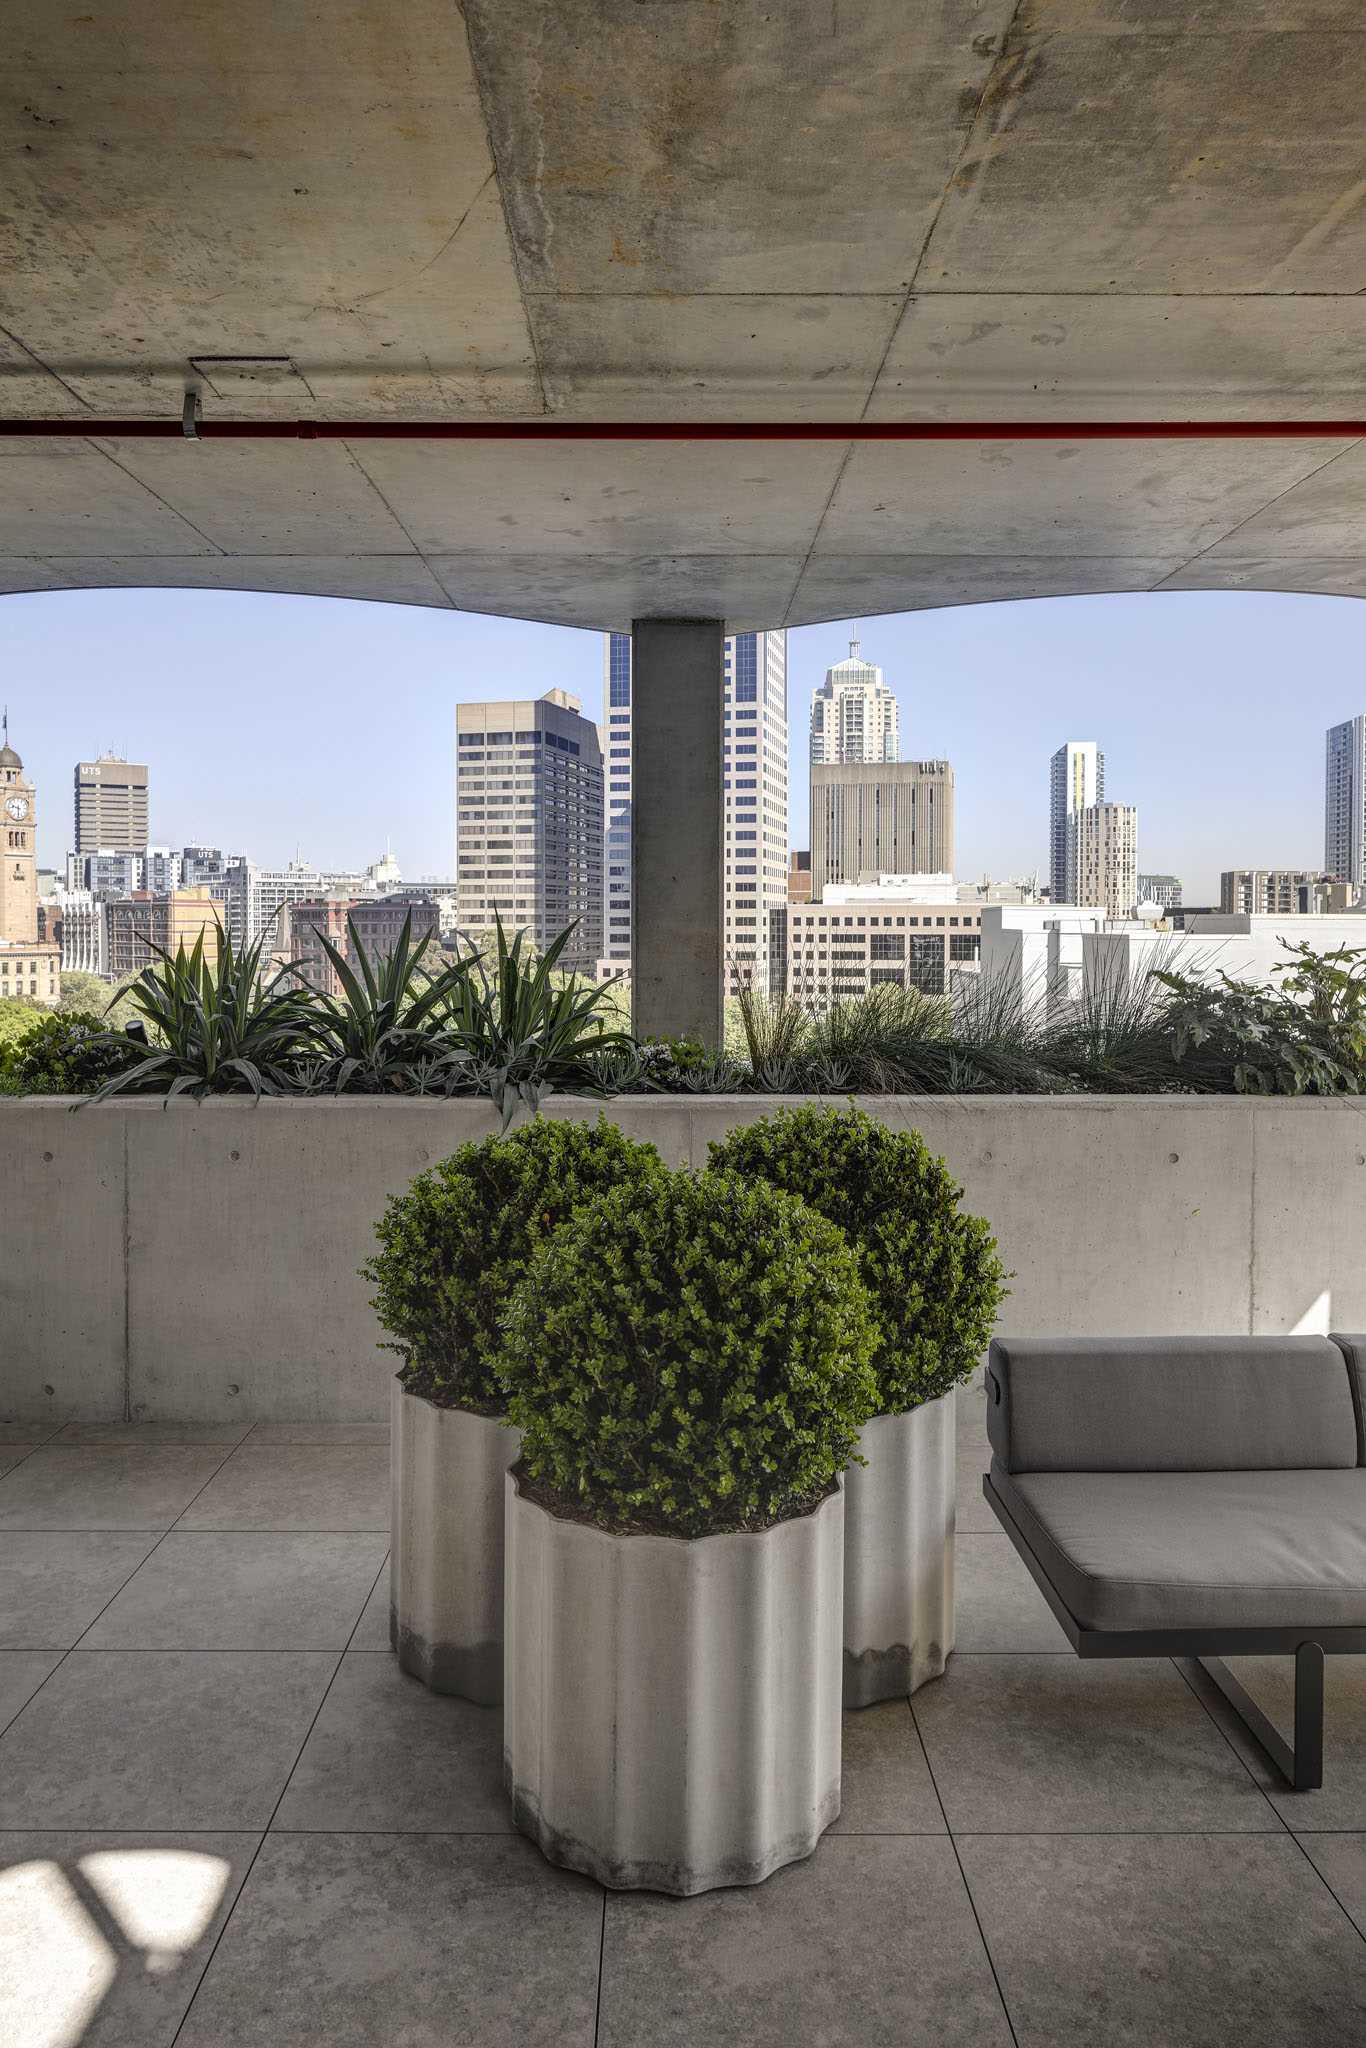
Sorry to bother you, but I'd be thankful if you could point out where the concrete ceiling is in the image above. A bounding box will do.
[2,1,1365,629]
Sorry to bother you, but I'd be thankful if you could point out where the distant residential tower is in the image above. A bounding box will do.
[1326,714,1366,890]
[1049,741,1104,903]
[809,639,899,765]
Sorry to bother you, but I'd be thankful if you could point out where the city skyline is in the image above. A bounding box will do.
[4,583,1364,905]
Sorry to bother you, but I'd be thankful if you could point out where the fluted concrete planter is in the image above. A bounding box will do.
[390,1381,521,1705]
[504,1469,844,1895]
[842,1390,955,1708]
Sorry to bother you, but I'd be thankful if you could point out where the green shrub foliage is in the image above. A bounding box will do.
[708,1105,1007,1414]
[498,1167,879,1535]
[365,1116,668,1412]
[0,1012,141,1095]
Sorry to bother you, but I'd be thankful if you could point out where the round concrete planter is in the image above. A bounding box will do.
[504,1469,844,1895]
[389,1381,522,1706]
[842,1390,955,1708]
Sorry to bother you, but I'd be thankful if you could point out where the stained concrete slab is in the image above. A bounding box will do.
[957,1831,1366,2048]
[868,293,1366,421]
[81,1534,387,1651]
[829,1702,946,1835]
[272,1653,510,1833]
[924,27,1366,294]
[0,1448,231,1532]
[428,550,807,635]
[0,1654,62,1736]
[0,1534,159,1651]
[0,1652,336,1830]
[175,1833,602,2048]
[0,1100,126,1423]
[913,1656,1280,1832]
[1246,1102,1366,1336]
[99,442,415,556]
[123,1098,505,1423]
[175,1449,389,1532]
[3,1,536,417]
[789,552,1185,625]
[350,438,849,558]
[598,1836,1013,2048]
[531,293,902,420]
[21,555,458,608]
[1297,1834,1366,1942]
[464,2,1018,295]
[1203,441,1366,559]
[955,1534,1070,1653]
[815,436,1357,560]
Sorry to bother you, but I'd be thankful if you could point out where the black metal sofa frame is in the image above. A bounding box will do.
[982,1333,1366,1793]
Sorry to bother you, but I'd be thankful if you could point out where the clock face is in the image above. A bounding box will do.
[3,796,27,822]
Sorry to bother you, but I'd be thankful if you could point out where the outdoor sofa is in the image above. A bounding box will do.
[983,1333,1366,1791]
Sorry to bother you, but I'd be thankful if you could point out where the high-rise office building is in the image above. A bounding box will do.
[1069,801,1138,920]
[455,689,603,972]
[600,629,789,998]
[74,755,149,854]
[810,760,954,895]
[603,633,633,968]
[1325,714,1366,889]
[809,639,899,765]
[1049,741,1104,902]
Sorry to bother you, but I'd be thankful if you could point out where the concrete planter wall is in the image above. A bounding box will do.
[843,1393,955,1708]
[504,1469,844,1896]
[390,1381,521,1706]
[6,1096,1366,1424]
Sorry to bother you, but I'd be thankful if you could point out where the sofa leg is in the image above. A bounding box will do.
[1292,1641,1325,1792]
[1195,1643,1324,1792]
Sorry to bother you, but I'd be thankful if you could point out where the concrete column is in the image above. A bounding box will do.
[631,617,725,1046]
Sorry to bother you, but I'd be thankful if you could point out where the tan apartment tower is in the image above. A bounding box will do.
[1069,802,1139,920]
[75,754,149,854]
[810,760,954,897]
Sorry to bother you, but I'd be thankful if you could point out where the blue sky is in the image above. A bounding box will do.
[3,585,1360,903]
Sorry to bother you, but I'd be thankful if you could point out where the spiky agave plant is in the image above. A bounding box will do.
[288,910,477,1094]
[442,915,636,1124]
[85,924,318,1102]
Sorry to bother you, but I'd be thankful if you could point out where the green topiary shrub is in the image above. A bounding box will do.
[364,1115,668,1413]
[707,1105,1007,1415]
[498,1166,879,1535]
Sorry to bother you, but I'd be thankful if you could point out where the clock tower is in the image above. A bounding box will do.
[0,711,38,944]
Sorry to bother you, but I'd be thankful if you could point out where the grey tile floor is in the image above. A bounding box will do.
[0,1396,1362,2045]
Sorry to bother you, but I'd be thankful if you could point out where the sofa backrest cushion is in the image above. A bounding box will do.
[987,1335,1358,1474]
[1329,1334,1366,1467]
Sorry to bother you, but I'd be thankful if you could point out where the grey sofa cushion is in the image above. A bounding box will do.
[987,1335,1357,1474]
[991,1464,1366,1631]
[1329,1335,1366,1467]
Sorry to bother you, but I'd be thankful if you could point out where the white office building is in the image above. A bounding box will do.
[601,629,788,999]
[224,859,373,951]
[1326,714,1366,890]
[809,639,899,765]
[784,876,982,1006]
[1049,740,1105,903]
